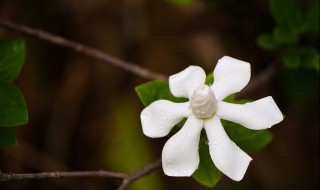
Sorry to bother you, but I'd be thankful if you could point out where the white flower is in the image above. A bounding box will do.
[140,56,283,181]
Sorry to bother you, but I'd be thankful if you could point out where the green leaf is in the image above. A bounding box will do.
[236,130,273,152]
[269,0,302,30]
[165,0,193,5]
[223,94,236,103]
[283,50,301,69]
[205,72,213,85]
[0,127,17,147]
[256,33,281,51]
[283,47,320,71]
[298,47,319,72]
[0,40,25,82]
[223,120,273,152]
[234,99,253,104]
[301,1,319,34]
[192,137,222,188]
[273,26,299,44]
[135,80,187,106]
[0,82,28,127]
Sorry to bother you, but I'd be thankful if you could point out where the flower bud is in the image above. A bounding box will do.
[190,85,217,119]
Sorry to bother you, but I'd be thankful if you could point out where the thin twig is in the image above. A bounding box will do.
[117,159,162,190]
[0,20,167,81]
[0,170,127,182]
[0,159,162,190]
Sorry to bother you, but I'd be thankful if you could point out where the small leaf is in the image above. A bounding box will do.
[223,120,273,152]
[301,1,319,34]
[0,127,17,147]
[223,94,235,103]
[192,136,222,188]
[234,99,253,104]
[0,82,28,127]
[273,26,299,44]
[205,72,213,85]
[283,50,301,69]
[0,40,25,82]
[297,47,319,72]
[283,47,320,71]
[257,33,281,51]
[269,0,302,30]
[135,80,187,106]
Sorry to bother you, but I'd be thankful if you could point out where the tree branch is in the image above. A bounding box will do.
[0,159,161,189]
[0,20,167,81]
[117,159,161,190]
[0,170,127,182]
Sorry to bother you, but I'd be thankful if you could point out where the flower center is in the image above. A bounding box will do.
[190,84,217,119]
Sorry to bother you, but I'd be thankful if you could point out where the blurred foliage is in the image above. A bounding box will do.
[280,68,319,106]
[165,0,193,5]
[101,97,162,190]
[135,73,274,187]
[257,0,319,71]
[0,39,28,147]
[0,0,318,189]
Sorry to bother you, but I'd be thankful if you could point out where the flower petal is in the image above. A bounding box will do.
[141,100,191,138]
[216,96,283,130]
[211,56,251,100]
[162,115,203,177]
[204,116,252,181]
[169,66,206,98]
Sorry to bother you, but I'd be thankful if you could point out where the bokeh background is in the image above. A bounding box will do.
[0,0,318,190]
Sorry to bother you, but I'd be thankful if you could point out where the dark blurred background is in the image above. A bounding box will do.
[0,0,319,190]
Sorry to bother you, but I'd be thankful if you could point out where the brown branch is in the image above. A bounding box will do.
[0,159,162,189]
[117,159,162,190]
[0,170,127,182]
[0,20,167,81]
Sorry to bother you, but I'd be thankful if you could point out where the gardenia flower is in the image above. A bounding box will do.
[140,56,283,181]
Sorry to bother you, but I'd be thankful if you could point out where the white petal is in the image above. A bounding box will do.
[204,116,252,181]
[141,100,191,138]
[162,115,203,177]
[169,66,206,98]
[216,96,283,130]
[211,56,251,100]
